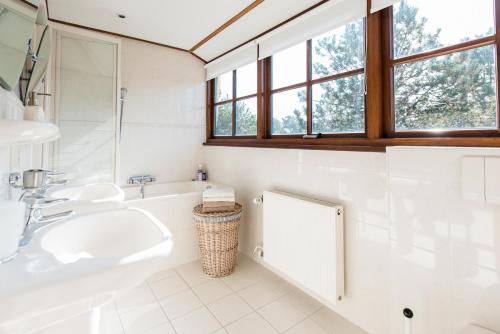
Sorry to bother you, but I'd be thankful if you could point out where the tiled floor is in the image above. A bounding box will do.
[104,255,367,334]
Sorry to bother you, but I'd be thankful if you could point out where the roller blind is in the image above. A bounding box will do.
[370,0,401,13]
[205,42,257,80]
[257,0,367,60]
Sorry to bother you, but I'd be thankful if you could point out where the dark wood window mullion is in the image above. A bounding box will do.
[392,36,496,67]
[206,79,214,140]
[264,57,273,138]
[381,7,394,136]
[232,70,237,136]
[306,39,313,135]
[495,0,500,130]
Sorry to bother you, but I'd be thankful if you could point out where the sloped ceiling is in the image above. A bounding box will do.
[46,0,323,62]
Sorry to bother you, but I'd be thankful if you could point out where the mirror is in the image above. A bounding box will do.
[0,0,38,90]
[24,25,50,104]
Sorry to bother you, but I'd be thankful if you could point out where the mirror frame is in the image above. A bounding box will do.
[23,24,50,104]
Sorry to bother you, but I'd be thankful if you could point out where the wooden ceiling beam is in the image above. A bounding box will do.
[189,0,265,52]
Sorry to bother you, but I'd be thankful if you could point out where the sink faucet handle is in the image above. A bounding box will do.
[8,173,23,189]
[45,171,65,178]
[24,196,70,208]
[46,179,69,187]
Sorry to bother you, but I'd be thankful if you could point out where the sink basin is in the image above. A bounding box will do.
[47,183,124,202]
[40,209,164,263]
[43,183,125,215]
[0,208,172,333]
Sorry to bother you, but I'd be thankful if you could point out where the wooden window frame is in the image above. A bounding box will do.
[267,36,367,139]
[382,2,500,138]
[210,69,258,138]
[206,0,500,152]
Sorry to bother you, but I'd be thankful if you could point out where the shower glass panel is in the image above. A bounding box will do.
[51,32,118,183]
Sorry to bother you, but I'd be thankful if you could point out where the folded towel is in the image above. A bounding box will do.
[203,201,235,208]
[201,204,235,213]
[203,187,234,199]
[203,196,235,202]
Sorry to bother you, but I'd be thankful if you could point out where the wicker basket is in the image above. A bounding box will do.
[193,203,242,277]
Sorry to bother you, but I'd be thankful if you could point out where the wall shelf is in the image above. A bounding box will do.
[0,120,60,146]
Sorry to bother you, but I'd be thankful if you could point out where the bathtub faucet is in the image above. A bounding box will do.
[128,175,156,199]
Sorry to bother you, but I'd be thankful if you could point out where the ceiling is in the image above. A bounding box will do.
[46,0,322,62]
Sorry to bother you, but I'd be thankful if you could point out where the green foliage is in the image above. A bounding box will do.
[394,1,496,130]
[214,99,257,136]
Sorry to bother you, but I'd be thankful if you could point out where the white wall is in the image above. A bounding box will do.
[0,87,43,201]
[47,21,206,185]
[203,145,500,334]
[118,39,206,186]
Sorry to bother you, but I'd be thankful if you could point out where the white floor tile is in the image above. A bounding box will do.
[284,318,329,334]
[258,298,308,333]
[237,277,290,309]
[278,290,323,316]
[115,283,157,314]
[207,294,253,326]
[212,328,227,334]
[212,329,228,334]
[225,312,278,334]
[119,303,168,334]
[101,303,124,334]
[141,322,176,334]
[149,273,189,299]
[193,279,233,304]
[159,289,203,319]
[171,307,221,334]
[310,308,368,334]
[147,268,177,283]
[175,261,212,287]
[220,265,266,291]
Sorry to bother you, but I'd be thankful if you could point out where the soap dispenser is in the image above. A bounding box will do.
[24,92,45,122]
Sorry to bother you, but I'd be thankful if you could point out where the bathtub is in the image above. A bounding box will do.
[123,181,214,269]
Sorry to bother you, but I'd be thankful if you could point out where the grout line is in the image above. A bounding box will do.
[174,267,226,331]
[112,300,127,334]
[145,279,179,334]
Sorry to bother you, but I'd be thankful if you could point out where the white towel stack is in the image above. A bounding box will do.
[202,186,235,213]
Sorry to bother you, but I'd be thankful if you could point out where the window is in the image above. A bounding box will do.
[213,62,257,136]
[206,0,500,151]
[271,19,366,136]
[389,0,498,133]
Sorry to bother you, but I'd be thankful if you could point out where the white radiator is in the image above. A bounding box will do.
[263,190,344,305]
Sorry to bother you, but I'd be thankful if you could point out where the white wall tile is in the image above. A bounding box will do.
[118,39,205,186]
[203,145,500,334]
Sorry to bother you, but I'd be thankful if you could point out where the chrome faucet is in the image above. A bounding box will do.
[19,195,74,246]
[128,175,156,199]
[9,169,74,247]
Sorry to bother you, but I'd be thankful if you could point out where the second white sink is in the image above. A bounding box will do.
[40,208,165,263]
[43,183,125,215]
[47,183,124,202]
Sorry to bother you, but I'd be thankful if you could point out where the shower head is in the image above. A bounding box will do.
[120,87,128,100]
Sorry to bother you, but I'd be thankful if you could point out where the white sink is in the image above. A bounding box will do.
[43,183,125,215]
[0,208,172,334]
[47,183,124,203]
[40,209,164,263]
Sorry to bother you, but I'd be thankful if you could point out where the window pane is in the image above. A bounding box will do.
[272,87,307,135]
[214,102,232,136]
[272,43,307,89]
[215,71,233,102]
[236,62,257,97]
[312,74,365,134]
[312,19,365,79]
[393,0,494,58]
[394,45,497,131]
[236,97,257,136]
